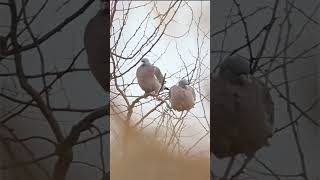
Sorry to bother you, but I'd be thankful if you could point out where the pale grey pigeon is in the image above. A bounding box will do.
[211,55,274,158]
[84,5,108,91]
[169,79,196,111]
[136,58,166,95]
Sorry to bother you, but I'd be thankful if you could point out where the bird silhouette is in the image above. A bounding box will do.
[211,55,274,158]
[84,2,108,91]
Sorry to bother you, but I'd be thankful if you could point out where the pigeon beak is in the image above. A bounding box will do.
[240,74,252,84]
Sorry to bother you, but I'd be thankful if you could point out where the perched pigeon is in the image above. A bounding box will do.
[169,79,196,111]
[84,5,108,91]
[211,55,274,158]
[136,58,166,95]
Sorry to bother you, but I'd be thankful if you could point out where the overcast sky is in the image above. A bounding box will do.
[111,1,210,155]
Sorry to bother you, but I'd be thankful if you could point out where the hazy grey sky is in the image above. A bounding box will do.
[111,1,210,155]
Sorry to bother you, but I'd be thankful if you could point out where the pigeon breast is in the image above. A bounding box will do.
[136,66,160,93]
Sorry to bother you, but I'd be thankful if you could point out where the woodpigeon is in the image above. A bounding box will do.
[169,79,196,111]
[136,58,166,95]
[84,5,108,91]
[211,55,274,158]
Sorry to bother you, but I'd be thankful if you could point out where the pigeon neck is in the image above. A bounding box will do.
[179,84,187,89]
[220,70,248,85]
[220,69,235,80]
[97,9,107,17]
[142,63,151,66]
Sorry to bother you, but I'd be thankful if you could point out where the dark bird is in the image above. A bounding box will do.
[211,55,274,159]
[84,2,108,91]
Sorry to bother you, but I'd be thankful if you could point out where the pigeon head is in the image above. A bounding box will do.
[141,58,151,66]
[178,79,189,88]
[219,55,250,81]
[100,0,108,10]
